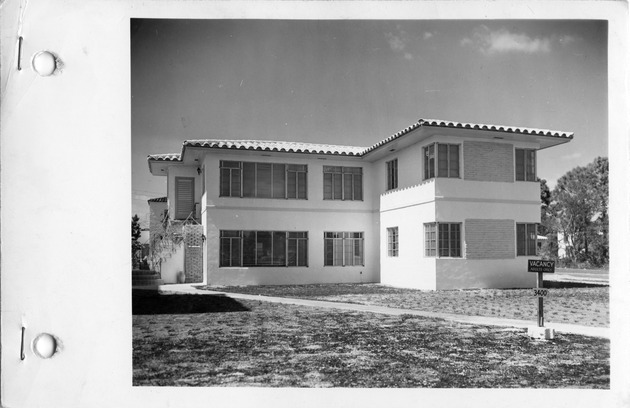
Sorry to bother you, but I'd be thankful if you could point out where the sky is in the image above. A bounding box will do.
[131,19,607,228]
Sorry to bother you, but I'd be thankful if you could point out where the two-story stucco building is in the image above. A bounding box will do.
[147,118,572,290]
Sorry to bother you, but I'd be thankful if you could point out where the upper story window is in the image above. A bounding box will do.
[220,161,307,199]
[515,149,536,181]
[386,159,398,190]
[323,166,363,201]
[174,177,195,220]
[423,143,460,180]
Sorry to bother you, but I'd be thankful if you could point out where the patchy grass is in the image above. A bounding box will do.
[133,295,609,388]
[198,283,609,327]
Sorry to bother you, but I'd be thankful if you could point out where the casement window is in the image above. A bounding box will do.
[516,223,537,256]
[424,223,437,257]
[175,177,195,220]
[424,222,462,258]
[387,227,399,257]
[515,149,536,181]
[219,230,308,267]
[323,166,363,201]
[220,161,307,199]
[386,159,398,190]
[220,161,242,197]
[423,143,460,180]
[324,232,364,266]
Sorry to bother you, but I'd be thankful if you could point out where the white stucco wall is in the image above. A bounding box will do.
[201,152,379,286]
[158,244,185,284]
[435,178,541,222]
[380,181,437,290]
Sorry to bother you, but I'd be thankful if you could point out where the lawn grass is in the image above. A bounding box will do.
[133,294,609,388]
[197,283,609,327]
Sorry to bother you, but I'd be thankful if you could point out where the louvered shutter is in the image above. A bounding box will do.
[175,177,195,219]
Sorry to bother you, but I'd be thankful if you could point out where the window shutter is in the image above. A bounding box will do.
[175,177,195,219]
[353,173,362,200]
[272,163,286,198]
[256,163,272,198]
[437,144,449,177]
[516,224,526,256]
[449,145,460,178]
[242,162,256,197]
[515,149,525,181]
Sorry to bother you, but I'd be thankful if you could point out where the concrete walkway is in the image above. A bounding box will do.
[152,284,610,339]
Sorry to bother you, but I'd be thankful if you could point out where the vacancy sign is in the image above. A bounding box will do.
[527,259,555,274]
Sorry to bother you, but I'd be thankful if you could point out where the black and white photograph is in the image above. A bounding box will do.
[131,18,609,387]
[1,1,628,407]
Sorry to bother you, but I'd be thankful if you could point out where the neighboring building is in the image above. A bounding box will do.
[147,118,572,290]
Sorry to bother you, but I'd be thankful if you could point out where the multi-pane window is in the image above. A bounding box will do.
[386,159,398,190]
[220,161,242,197]
[516,223,537,256]
[323,166,363,200]
[387,227,399,257]
[220,161,307,199]
[423,143,460,180]
[439,223,461,257]
[175,177,195,220]
[324,232,364,266]
[220,230,241,267]
[515,149,536,181]
[219,230,308,267]
[424,223,462,257]
[424,223,437,257]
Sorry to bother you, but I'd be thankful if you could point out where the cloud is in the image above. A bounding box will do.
[385,27,414,60]
[462,25,552,55]
[385,31,406,52]
[558,34,576,46]
[423,32,434,40]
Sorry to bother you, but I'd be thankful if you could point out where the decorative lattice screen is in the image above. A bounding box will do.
[183,224,204,283]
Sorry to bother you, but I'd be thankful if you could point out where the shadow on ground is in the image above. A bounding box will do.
[132,290,251,315]
[543,281,608,289]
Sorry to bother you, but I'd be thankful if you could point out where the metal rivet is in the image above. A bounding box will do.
[32,333,57,359]
[32,51,57,76]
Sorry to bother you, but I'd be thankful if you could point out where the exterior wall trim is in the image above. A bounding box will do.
[435,197,540,205]
[379,199,436,214]
[208,205,378,214]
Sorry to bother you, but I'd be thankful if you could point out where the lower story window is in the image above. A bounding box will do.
[424,223,462,258]
[516,223,537,256]
[387,227,399,257]
[324,232,364,266]
[220,230,308,267]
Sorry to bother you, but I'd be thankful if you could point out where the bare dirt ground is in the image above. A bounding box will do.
[132,293,609,388]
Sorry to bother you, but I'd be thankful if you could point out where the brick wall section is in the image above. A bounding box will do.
[465,219,515,259]
[183,224,204,283]
[463,141,514,182]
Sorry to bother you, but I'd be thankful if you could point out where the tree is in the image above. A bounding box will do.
[551,157,608,267]
[132,214,143,269]
[537,178,559,260]
[538,178,552,236]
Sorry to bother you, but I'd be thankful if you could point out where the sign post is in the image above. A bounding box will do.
[527,259,555,340]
